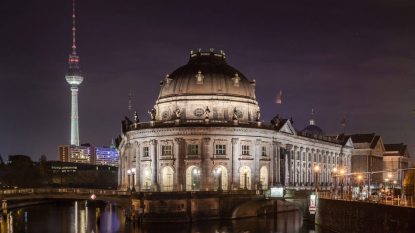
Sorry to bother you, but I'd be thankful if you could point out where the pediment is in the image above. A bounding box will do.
[279,120,297,135]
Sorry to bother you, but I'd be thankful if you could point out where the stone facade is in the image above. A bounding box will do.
[116,50,353,192]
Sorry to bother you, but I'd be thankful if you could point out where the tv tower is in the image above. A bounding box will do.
[65,0,83,146]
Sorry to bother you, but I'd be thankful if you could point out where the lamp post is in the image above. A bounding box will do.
[387,173,393,196]
[127,169,131,192]
[340,169,345,199]
[131,168,136,193]
[216,168,223,192]
[244,171,248,190]
[332,167,338,197]
[357,174,363,199]
[314,165,320,192]
[392,180,397,197]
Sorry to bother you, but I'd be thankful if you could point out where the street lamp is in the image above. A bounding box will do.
[314,165,320,192]
[384,178,390,196]
[340,169,345,199]
[332,167,338,197]
[357,174,363,199]
[131,168,136,193]
[127,169,131,192]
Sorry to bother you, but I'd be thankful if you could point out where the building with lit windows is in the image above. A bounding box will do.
[59,144,119,167]
[383,143,410,182]
[59,144,92,164]
[116,50,354,192]
[94,146,119,167]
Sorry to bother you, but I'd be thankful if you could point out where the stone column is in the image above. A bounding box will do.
[125,144,131,189]
[313,149,317,183]
[276,142,281,185]
[174,138,183,191]
[118,148,123,189]
[254,139,261,189]
[293,146,298,185]
[202,138,211,191]
[135,144,140,191]
[150,139,159,191]
[231,138,239,190]
[299,147,304,186]
[285,144,293,186]
[305,148,309,185]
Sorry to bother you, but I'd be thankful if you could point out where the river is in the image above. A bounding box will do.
[0,201,321,233]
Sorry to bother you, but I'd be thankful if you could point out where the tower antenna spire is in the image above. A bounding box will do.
[65,0,84,146]
[71,0,77,54]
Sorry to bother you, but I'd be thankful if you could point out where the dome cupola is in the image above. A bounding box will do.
[154,49,260,122]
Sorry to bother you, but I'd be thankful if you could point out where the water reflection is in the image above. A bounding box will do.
[2,201,319,233]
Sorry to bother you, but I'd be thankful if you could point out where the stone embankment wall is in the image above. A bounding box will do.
[316,198,415,233]
[130,192,299,222]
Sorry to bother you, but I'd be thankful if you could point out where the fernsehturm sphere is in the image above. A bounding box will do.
[65,0,83,146]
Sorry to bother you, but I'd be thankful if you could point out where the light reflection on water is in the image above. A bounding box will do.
[0,201,318,233]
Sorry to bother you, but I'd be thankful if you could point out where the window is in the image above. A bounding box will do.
[215,144,226,155]
[261,146,266,156]
[188,144,199,155]
[143,147,149,157]
[242,145,250,155]
[162,145,172,156]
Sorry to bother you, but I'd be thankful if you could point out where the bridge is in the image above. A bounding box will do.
[0,188,310,222]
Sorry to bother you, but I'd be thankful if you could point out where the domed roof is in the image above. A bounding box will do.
[301,124,325,136]
[158,50,256,100]
[300,109,325,136]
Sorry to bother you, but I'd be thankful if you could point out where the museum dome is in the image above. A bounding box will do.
[157,50,256,100]
[300,110,325,136]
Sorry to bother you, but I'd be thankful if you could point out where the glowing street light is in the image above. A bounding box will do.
[127,169,131,192]
[314,165,320,192]
[131,168,136,193]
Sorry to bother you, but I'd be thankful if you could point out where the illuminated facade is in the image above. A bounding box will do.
[59,144,92,164]
[117,50,353,192]
[94,146,119,167]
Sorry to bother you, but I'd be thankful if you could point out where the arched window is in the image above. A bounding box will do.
[240,166,252,190]
[260,166,268,190]
[213,165,228,191]
[186,166,201,191]
[142,167,152,190]
[161,166,174,191]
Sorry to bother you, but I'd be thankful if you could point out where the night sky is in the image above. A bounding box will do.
[1,0,414,162]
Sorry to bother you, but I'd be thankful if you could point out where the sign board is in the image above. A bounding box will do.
[270,187,284,198]
[309,194,316,214]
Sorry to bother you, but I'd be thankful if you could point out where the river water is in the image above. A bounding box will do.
[1,201,321,233]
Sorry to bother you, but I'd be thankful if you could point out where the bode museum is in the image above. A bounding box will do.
[116,50,354,192]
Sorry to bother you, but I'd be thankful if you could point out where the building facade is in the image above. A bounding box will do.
[116,50,353,192]
[59,144,119,167]
[383,143,410,183]
[94,146,119,167]
[59,144,92,164]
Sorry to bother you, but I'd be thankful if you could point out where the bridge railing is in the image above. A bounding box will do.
[318,191,415,208]
[0,188,127,197]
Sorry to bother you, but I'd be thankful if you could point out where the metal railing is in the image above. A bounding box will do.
[318,191,415,208]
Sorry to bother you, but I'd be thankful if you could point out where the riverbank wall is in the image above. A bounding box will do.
[316,198,415,233]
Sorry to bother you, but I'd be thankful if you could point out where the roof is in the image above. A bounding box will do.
[301,124,324,136]
[349,133,376,143]
[384,143,407,156]
[157,50,256,100]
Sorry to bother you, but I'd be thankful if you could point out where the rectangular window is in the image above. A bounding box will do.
[162,145,172,156]
[143,147,149,157]
[215,144,226,155]
[187,144,199,155]
[261,146,266,156]
[242,145,250,155]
